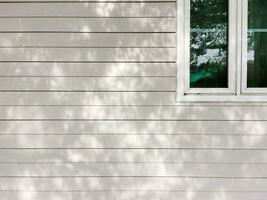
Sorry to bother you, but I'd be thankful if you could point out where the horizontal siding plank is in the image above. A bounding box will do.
[0,63,175,76]
[0,135,266,149]
[0,106,267,120]
[2,177,267,191]
[0,121,265,134]
[0,77,175,91]
[0,163,267,177]
[0,3,175,17]
[0,92,175,105]
[0,191,266,200]
[0,48,175,62]
[0,18,175,32]
[0,33,175,47]
[1,149,267,163]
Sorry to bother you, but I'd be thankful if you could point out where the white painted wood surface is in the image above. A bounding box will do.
[0,18,175,32]
[1,134,267,149]
[1,148,267,163]
[0,1,264,200]
[0,105,266,120]
[0,121,266,134]
[0,33,175,47]
[0,3,175,17]
[0,48,175,61]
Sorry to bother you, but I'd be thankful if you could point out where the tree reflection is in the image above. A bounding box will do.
[190,0,228,88]
[247,0,267,87]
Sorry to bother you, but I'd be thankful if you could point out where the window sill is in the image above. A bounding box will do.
[176,94,267,104]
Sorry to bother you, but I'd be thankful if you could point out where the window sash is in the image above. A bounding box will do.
[177,0,242,102]
[177,0,238,98]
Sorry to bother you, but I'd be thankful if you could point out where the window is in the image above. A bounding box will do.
[177,0,267,102]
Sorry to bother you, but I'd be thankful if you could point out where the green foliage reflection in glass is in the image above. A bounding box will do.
[247,0,267,87]
[190,0,228,88]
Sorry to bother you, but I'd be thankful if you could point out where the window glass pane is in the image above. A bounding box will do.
[190,0,228,88]
[247,0,267,87]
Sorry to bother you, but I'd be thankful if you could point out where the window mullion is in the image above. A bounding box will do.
[228,0,238,94]
[241,0,248,93]
[184,0,190,93]
[176,0,186,100]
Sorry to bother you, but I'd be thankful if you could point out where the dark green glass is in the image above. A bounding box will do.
[190,0,228,88]
[247,0,267,87]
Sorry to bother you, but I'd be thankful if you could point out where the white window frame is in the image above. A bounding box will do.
[177,0,267,102]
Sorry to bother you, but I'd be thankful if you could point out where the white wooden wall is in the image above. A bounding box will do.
[0,1,267,200]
